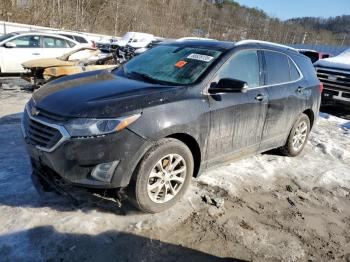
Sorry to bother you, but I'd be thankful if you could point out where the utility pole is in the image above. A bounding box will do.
[341,34,346,46]
[302,32,307,44]
[207,18,212,38]
[114,0,119,37]
[291,33,295,44]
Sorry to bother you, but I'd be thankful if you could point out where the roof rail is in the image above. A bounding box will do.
[235,40,298,52]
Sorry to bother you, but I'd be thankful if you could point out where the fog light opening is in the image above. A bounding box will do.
[91,161,120,183]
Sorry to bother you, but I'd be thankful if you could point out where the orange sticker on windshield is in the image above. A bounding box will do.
[175,60,188,68]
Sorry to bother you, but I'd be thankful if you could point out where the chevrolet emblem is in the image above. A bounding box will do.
[328,75,337,81]
[31,107,40,116]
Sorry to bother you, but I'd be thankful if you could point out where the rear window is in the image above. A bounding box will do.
[264,51,290,85]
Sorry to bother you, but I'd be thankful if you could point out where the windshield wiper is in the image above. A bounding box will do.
[130,71,158,83]
[127,71,172,85]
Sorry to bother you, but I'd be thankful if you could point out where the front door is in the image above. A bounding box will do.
[206,49,268,165]
[2,34,41,73]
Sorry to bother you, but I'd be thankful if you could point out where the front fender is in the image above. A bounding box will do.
[128,96,210,148]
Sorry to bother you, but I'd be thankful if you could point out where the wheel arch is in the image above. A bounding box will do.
[302,108,315,128]
[166,133,202,178]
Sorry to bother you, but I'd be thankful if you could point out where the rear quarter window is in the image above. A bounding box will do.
[74,36,88,43]
[66,40,76,48]
[264,51,290,85]
[288,58,300,81]
[291,54,317,81]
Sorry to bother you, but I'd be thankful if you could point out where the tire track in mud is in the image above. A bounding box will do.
[171,175,350,261]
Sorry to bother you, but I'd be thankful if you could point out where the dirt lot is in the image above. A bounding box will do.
[0,78,350,262]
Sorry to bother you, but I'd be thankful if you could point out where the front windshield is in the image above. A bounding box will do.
[0,33,17,43]
[122,45,223,85]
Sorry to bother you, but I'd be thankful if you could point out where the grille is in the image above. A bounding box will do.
[323,89,339,96]
[35,107,67,122]
[316,67,350,92]
[23,110,63,150]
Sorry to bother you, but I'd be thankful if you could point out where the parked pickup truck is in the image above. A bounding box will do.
[314,48,350,105]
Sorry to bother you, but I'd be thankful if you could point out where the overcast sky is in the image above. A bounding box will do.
[233,0,350,20]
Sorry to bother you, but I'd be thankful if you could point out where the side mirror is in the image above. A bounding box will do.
[4,42,16,48]
[209,78,248,94]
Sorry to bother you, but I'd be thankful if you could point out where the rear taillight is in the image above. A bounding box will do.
[319,83,324,93]
[91,41,96,48]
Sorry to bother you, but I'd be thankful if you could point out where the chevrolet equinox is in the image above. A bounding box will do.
[22,40,321,213]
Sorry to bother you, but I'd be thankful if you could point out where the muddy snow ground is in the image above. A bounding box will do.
[0,78,350,262]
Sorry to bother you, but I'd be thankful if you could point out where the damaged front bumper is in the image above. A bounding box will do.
[24,130,148,189]
[22,109,150,189]
[31,167,81,205]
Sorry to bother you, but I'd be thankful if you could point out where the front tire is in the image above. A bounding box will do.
[129,138,194,213]
[280,113,311,157]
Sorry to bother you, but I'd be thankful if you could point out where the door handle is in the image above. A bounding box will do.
[255,94,265,101]
[32,53,40,55]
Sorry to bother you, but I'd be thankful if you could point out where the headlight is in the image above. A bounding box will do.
[64,114,141,137]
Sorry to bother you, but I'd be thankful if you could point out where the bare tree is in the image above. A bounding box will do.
[0,0,347,45]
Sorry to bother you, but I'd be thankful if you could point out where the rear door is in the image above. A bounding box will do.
[206,49,268,164]
[41,36,76,59]
[2,34,41,72]
[259,50,306,151]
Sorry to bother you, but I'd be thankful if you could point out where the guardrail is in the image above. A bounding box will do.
[0,20,116,42]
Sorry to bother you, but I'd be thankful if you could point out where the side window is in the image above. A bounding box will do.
[43,36,70,48]
[218,50,260,88]
[61,34,74,40]
[264,51,290,85]
[74,36,88,43]
[288,58,300,81]
[8,35,40,48]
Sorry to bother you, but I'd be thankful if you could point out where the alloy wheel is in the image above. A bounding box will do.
[292,120,308,151]
[147,154,187,203]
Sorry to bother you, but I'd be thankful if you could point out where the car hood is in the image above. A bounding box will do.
[32,69,179,118]
[128,41,152,48]
[115,40,129,47]
[314,48,350,71]
[22,58,77,69]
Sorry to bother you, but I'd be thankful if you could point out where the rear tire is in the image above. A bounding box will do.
[129,138,194,213]
[280,113,311,157]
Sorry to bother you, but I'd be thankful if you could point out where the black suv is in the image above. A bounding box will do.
[22,40,321,213]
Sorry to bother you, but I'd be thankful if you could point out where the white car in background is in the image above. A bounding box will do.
[114,32,155,48]
[43,30,96,48]
[0,31,83,73]
[97,32,156,52]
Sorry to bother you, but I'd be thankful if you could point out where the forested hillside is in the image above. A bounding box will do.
[289,15,350,34]
[288,15,350,45]
[0,0,348,45]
